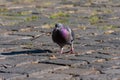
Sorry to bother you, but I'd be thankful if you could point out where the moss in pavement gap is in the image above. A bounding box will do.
[0,8,8,12]
[102,25,117,30]
[24,15,39,22]
[49,11,70,19]
[89,15,100,25]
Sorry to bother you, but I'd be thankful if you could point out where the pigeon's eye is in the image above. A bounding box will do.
[55,24,58,27]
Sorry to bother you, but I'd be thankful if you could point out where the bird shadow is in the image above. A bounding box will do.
[1,49,52,55]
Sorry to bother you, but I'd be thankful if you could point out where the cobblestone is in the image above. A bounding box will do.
[29,73,72,80]
[0,0,120,79]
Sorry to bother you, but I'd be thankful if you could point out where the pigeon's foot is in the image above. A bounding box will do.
[62,48,75,54]
[58,47,76,54]
[60,47,64,54]
[69,48,75,54]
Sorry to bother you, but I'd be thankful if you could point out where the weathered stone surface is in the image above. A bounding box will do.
[41,59,87,66]
[54,68,100,76]
[29,73,72,80]
[0,73,26,80]
[0,54,47,66]
[79,74,120,80]
[1,63,68,76]
[0,0,120,79]
[103,69,120,74]
[62,55,99,64]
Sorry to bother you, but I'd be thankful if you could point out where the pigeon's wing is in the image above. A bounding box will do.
[65,26,74,42]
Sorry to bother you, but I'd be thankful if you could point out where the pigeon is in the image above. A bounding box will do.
[52,23,75,54]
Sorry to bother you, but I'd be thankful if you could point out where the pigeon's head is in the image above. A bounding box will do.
[55,23,64,29]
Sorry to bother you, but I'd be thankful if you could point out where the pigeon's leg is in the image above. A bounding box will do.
[70,43,74,53]
[60,47,64,54]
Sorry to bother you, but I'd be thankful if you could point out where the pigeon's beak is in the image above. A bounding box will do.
[56,27,60,30]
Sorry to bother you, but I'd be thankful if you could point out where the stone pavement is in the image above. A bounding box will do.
[0,0,120,80]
